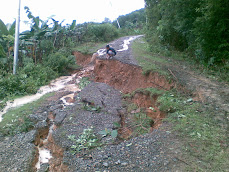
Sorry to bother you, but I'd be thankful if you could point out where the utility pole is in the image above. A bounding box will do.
[116,18,121,29]
[13,0,21,74]
[109,1,121,29]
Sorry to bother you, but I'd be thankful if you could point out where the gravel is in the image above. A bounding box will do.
[62,124,183,172]
[0,36,187,171]
[52,82,122,149]
[0,130,38,172]
[98,36,141,66]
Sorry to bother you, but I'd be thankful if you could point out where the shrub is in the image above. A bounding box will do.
[44,52,75,74]
[87,23,119,42]
[20,62,58,86]
[0,48,75,101]
[0,62,58,100]
[40,39,54,56]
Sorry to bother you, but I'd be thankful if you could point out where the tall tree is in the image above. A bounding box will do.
[145,0,229,65]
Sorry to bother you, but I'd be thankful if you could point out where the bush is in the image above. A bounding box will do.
[145,0,229,66]
[0,47,76,101]
[0,62,58,100]
[44,52,75,74]
[40,39,54,56]
[87,23,119,42]
[0,55,13,73]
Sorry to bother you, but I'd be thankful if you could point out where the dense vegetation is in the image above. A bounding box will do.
[1,2,228,104]
[0,7,121,105]
[145,0,229,69]
[113,8,146,35]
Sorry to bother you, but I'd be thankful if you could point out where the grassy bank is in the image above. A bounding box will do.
[0,92,54,136]
[132,39,170,77]
[132,37,229,171]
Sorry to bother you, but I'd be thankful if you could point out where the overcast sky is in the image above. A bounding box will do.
[0,0,145,31]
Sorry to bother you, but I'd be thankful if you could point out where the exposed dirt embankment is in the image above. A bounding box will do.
[73,52,172,131]
[92,55,172,135]
[131,92,166,129]
[94,59,175,94]
[73,52,92,66]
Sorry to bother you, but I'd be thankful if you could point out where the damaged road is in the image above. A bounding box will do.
[0,35,228,171]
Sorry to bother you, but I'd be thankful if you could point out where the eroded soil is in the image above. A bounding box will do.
[94,59,175,93]
[0,35,228,172]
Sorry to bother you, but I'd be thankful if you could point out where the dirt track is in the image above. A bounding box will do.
[0,36,228,172]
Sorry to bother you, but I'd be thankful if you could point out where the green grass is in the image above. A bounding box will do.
[132,37,170,77]
[125,102,152,137]
[123,87,164,102]
[0,92,54,136]
[73,42,107,54]
[158,92,229,171]
[131,36,229,170]
[132,112,152,136]
[144,34,229,83]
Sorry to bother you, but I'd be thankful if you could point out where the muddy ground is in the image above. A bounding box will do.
[0,36,228,172]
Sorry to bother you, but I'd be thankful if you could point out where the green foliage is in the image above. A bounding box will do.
[73,42,107,55]
[193,0,229,64]
[0,92,53,136]
[0,116,33,136]
[135,87,164,97]
[0,61,58,100]
[125,102,153,137]
[83,103,101,113]
[44,52,75,74]
[145,0,229,66]
[78,77,91,89]
[0,9,75,102]
[0,19,16,61]
[39,39,54,55]
[8,21,16,36]
[113,122,121,128]
[132,38,170,77]
[135,36,228,83]
[133,112,152,136]
[158,92,229,171]
[113,8,146,35]
[124,87,164,100]
[98,128,118,138]
[0,19,9,36]
[158,92,184,113]
[87,23,119,42]
[68,127,101,154]
[0,44,6,58]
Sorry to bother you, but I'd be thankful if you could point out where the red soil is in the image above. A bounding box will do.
[94,59,175,94]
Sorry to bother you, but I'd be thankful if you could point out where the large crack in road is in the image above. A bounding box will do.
[1,35,228,171]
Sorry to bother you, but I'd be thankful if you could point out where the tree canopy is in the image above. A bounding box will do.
[145,0,229,66]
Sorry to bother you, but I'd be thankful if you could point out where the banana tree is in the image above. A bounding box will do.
[51,19,76,48]
[0,19,16,72]
[51,18,65,48]
[0,19,16,58]
[20,6,52,63]
[0,44,6,58]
